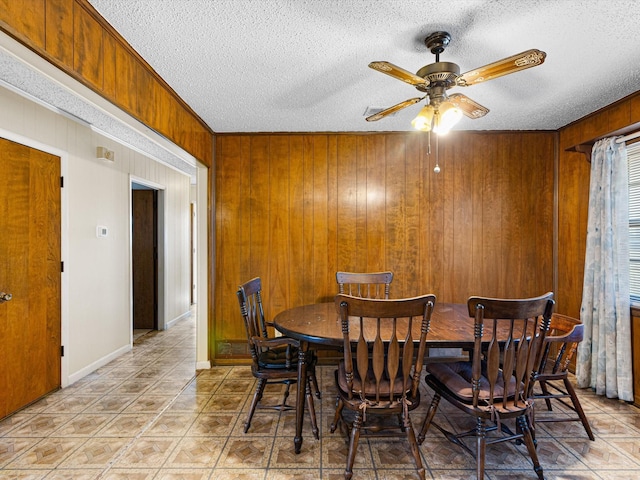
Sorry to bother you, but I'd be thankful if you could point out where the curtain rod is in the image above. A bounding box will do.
[616,130,640,144]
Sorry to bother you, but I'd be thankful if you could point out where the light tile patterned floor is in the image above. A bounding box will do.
[1,313,640,479]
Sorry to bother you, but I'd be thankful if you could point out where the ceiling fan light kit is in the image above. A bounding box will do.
[411,105,434,130]
[435,103,463,134]
[410,102,463,135]
[367,31,546,134]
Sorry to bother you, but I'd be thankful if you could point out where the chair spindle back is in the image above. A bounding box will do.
[335,293,435,403]
[468,293,555,411]
[336,271,393,299]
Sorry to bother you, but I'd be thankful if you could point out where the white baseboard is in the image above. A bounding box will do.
[65,343,132,386]
[196,360,211,370]
[166,309,192,329]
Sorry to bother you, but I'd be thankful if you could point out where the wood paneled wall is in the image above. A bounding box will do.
[212,131,555,361]
[557,92,640,318]
[0,0,213,166]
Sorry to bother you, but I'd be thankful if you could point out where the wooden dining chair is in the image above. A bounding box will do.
[530,313,594,440]
[417,293,555,480]
[236,277,319,438]
[336,271,393,299]
[330,293,436,480]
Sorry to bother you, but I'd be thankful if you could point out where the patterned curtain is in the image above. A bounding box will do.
[577,137,633,401]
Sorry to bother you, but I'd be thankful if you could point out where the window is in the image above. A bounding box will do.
[628,141,640,302]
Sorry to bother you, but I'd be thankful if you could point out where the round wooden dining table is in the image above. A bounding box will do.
[273,301,489,453]
[274,301,484,348]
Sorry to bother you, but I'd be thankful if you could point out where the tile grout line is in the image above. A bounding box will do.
[95,370,201,479]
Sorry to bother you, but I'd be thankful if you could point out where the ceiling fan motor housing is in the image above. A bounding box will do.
[415,62,460,93]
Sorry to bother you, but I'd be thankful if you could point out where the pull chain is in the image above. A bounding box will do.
[429,131,440,173]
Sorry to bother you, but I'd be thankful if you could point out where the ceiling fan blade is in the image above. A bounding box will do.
[365,97,423,122]
[448,93,489,119]
[457,49,546,86]
[369,61,429,87]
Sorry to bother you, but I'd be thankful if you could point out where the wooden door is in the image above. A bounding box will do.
[132,189,157,330]
[0,137,61,419]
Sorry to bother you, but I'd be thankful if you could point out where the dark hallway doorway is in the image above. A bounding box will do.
[132,184,158,331]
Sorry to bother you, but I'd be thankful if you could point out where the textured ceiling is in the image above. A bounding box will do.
[88,0,640,134]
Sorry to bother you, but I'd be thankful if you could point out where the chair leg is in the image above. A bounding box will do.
[404,412,426,480]
[563,377,595,440]
[281,381,291,407]
[417,392,441,444]
[539,380,553,411]
[308,364,321,398]
[245,378,267,433]
[517,415,544,480]
[345,409,363,480]
[305,377,319,440]
[398,413,406,432]
[330,396,344,433]
[476,417,487,480]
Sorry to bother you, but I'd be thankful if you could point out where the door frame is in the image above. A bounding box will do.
[129,175,166,343]
[0,127,70,387]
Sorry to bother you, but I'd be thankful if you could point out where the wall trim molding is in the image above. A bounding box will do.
[167,310,192,330]
[67,344,132,386]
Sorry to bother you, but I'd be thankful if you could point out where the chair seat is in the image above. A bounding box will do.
[538,363,566,377]
[337,360,410,397]
[258,346,301,369]
[426,361,519,403]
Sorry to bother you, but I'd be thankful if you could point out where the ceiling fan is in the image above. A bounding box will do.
[366,31,546,134]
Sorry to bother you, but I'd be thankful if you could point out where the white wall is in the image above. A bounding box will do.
[0,85,192,384]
